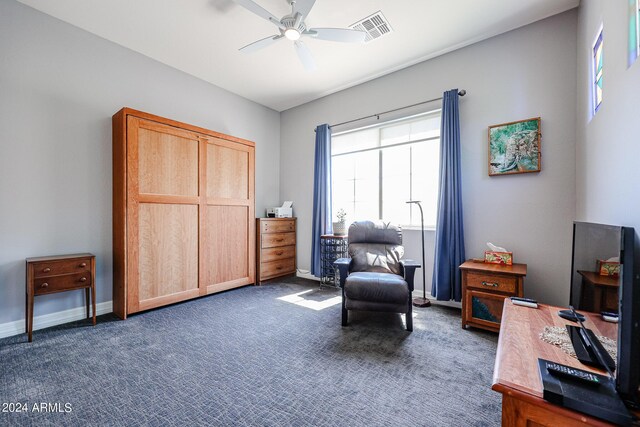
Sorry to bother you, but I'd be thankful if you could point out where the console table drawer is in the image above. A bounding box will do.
[466,272,516,294]
[33,258,91,278]
[261,232,296,249]
[34,272,92,295]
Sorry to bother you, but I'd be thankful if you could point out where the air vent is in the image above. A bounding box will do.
[350,11,392,43]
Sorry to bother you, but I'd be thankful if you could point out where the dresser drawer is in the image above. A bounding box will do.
[261,232,296,249]
[34,272,92,295]
[260,246,295,263]
[261,220,295,234]
[33,258,92,278]
[466,272,516,294]
[260,258,295,279]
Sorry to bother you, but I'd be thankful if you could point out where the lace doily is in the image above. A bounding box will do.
[539,326,617,364]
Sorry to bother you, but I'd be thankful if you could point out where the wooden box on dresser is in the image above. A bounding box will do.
[256,218,296,283]
[459,260,527,332]
[113,108,255,319]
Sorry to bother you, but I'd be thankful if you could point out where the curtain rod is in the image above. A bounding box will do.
[320,89,466,130]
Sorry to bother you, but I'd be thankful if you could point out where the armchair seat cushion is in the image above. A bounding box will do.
[344,272,409,305]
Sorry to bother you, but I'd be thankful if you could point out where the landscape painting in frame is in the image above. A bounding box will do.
[488,117,541,176]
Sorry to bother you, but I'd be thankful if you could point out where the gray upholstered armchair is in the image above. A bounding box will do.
[334,221,420,331]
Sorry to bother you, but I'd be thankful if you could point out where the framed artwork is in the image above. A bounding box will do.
[488,117,541,176]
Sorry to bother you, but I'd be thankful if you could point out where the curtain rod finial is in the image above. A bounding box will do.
[458,89,466,97]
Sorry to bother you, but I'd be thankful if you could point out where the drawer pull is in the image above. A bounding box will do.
[275,251,284,256]
[41,283,49,288]
[276,266,283,270]
[79,277,87,282]
[481,281,499,287]
[275,238,284,242]
[79,262,87,268]
[43,268,51,273]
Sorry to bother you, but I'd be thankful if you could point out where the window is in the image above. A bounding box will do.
[637,0,640,55]
[592,27,604,113]
[331,112,441,228]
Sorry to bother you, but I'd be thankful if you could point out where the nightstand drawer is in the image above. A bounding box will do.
[260,258,295,279]
[261,232,296,249]
[33,258,92,278]
[261,220,295,234]
[260,246,295,263]
[34,272,92,295]
[466,272,516,294]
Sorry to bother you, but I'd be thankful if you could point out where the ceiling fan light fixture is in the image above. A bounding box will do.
[284,28,301,41]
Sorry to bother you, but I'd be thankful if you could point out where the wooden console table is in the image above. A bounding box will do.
[26,253,96,342]
[492,300,619,426]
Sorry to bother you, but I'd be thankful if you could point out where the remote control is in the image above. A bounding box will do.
[601,312,619,323]
[512,300,538,308]
[546,362,601,385]
[510,296,538,308]
[511,297,537,303]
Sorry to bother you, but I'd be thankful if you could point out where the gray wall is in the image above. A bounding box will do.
[575,1,640,280]
[281,11,578,306]
[0,0,280,325]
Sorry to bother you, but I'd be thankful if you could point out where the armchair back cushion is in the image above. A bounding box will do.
[347,221,404,275]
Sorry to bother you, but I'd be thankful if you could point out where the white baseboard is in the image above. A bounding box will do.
[0,301,113,339]
[296,271,320,281]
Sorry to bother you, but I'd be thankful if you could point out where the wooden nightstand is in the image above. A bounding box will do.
[459,260,527,332]
[26,253,96,342]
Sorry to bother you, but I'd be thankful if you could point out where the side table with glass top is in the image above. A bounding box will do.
[320,235,348,287]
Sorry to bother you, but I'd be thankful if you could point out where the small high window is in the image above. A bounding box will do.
[593,28,604,113]
[636,0,640,55]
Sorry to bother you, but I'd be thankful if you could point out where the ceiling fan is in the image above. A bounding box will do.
[234,0,367,71]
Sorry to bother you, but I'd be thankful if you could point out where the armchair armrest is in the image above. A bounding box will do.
[333,258,352,288]
[400,259,421,292]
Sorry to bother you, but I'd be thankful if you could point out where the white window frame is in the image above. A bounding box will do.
[331,110,441,229]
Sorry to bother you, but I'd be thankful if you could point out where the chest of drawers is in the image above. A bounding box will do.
[26,253,96,341]
[256,218,296,283]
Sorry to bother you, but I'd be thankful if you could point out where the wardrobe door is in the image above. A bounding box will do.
[127,117,201,313]
[202,137,255,293]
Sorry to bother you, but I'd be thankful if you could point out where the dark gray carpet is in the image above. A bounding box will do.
[0,278,500,426]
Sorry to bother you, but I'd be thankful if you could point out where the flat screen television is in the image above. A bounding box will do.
[569,221,639,407]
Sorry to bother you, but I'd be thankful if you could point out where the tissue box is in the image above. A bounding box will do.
[484,251,513,265]
[598,260,620,277]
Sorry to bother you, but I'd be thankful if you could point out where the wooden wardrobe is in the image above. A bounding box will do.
[112,108,255,319]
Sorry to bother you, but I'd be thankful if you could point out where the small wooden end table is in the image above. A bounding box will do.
[459,260,527,332]
[26,253,96,342]
[577,270,619,313]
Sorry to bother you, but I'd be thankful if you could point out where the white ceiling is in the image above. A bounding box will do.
[17,0,579,111]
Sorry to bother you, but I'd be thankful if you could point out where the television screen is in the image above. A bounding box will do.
[569,221,639,406]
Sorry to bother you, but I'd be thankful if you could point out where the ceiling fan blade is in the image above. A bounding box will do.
[305,28,367,43]
[234,0,284,29]
[293,0,316,19]
[294,40,316,71]
[239,35,283,53]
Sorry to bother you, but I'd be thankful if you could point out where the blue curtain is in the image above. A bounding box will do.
[311,124,332,276]
[432,89,466,301]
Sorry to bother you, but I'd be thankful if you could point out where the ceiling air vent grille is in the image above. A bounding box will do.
[350,11,392,43]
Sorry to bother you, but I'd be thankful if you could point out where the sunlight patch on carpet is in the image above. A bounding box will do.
[277,289,342,311]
